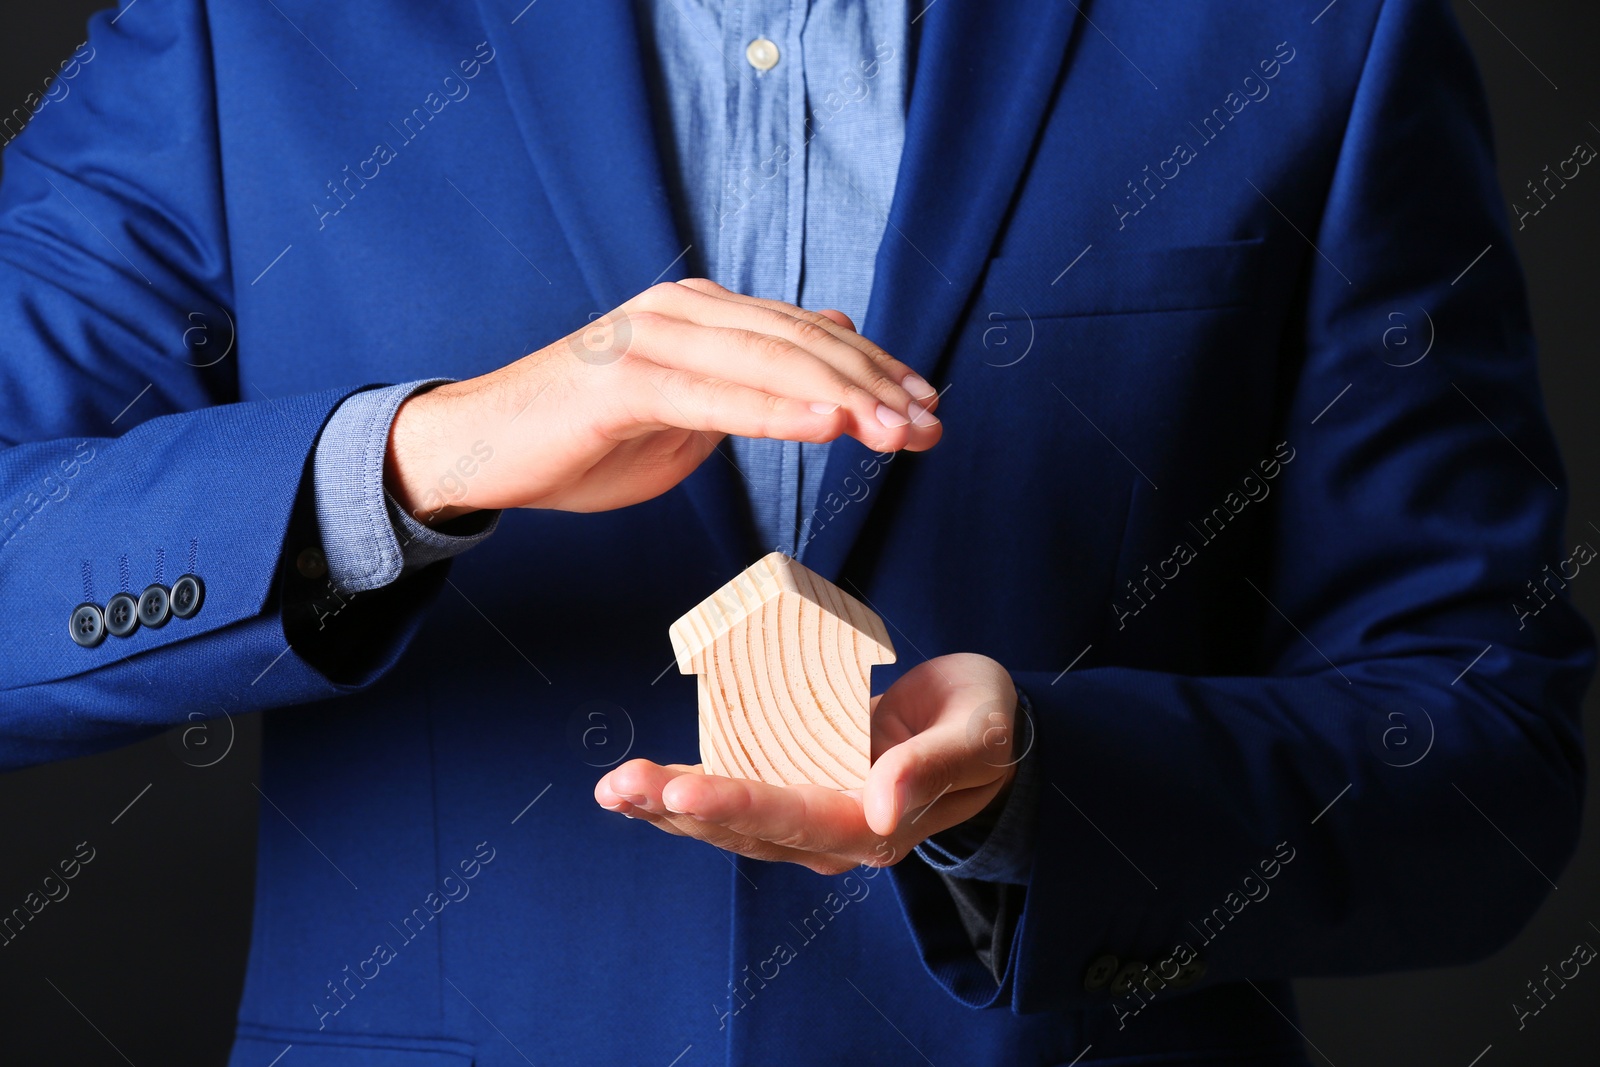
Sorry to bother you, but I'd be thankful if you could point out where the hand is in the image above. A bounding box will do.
[593,653,1020,875]
[385,279,942,523]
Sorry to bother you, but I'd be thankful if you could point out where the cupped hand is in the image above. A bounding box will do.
[593,653,1020,874]
[386,278,941,522]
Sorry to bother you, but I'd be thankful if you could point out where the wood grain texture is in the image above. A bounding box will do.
[669,552,896,790]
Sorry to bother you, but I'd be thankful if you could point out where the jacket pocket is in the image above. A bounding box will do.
[973,238,1267,320]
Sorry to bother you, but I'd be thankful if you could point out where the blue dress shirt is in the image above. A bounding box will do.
[633,0,911,559]
[308,0,1034,888]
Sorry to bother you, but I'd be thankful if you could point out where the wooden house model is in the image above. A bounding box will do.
[668,552,896,790]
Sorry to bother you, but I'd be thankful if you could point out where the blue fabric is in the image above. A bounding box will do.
[313,380,498,594]
[0,1,1590,1065]
[635,0,910,559]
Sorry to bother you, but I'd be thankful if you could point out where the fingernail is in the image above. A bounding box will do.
[876,403,910,428]
[894,780,913,821]
[902,373,936,400]
[809,401,839,414]
[907,400,939,427]
[619,793,650,810]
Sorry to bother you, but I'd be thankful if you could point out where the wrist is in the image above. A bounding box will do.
[385,384,479,526]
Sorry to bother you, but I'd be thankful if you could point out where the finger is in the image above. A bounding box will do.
[864,720,1006,837]
[611,366,849,446]
[815,308,855,332]
[698,292,873,363]
[602,773,862,873]
[670,280,869,355]
[596,758,702,811]
[597,760,751,841]
[661,773,880,857]
[604,799,694,834]
[640,808,854,870]
[668,284,921,404]
[680,283,941,415]
[656,281,941,422]
[629,318,929,450]
[627,324,934,453]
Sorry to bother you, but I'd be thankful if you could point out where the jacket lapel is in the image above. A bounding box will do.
[474,0,757,573]
[801,0,1084,581]
[472,0,686,309]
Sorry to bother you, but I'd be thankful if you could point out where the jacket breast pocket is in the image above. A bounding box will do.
[972,238,1267,321]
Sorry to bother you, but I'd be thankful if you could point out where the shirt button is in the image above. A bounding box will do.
[745,37,780,72]
[296,546,328,579]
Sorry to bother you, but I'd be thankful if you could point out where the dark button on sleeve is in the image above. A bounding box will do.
[70,603,106,648]
[1109,960,1150,997]
[1082,953,1120,993]
[170,574,204,619]
[104,592,139,637]
[137,584,170,628]
[1169,956,1206,990]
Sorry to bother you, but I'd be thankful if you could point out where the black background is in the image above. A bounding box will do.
[1,2,1596,1063]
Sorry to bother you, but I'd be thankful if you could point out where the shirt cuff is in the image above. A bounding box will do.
[313,379,500,594]
[914,688,1041,885]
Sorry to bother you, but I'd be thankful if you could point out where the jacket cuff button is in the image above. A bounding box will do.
[69,603,106,648]
[1169,956,1207,990]
[105,592,139,638]
[170,574,205,619]
[138,584,171,628]
[1082,953,1120,992]
[1109,960,1151,997]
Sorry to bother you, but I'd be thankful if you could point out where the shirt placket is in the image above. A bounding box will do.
[720,0,811,556]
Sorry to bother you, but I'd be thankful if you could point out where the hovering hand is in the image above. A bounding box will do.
[594,653,1020,874]
[385,278,941,522]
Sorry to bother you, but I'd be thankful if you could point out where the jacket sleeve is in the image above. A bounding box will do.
[0,1,441,769]
[887,0,1594,1012]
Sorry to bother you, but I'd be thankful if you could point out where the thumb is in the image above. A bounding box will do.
[863,723,968,837]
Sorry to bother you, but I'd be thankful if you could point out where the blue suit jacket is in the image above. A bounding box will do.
[1,1,1590,1064]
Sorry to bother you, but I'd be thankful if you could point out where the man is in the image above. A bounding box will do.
[0,1,1589,1064]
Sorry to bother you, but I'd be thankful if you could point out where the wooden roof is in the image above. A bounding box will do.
[668,551,895,673]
